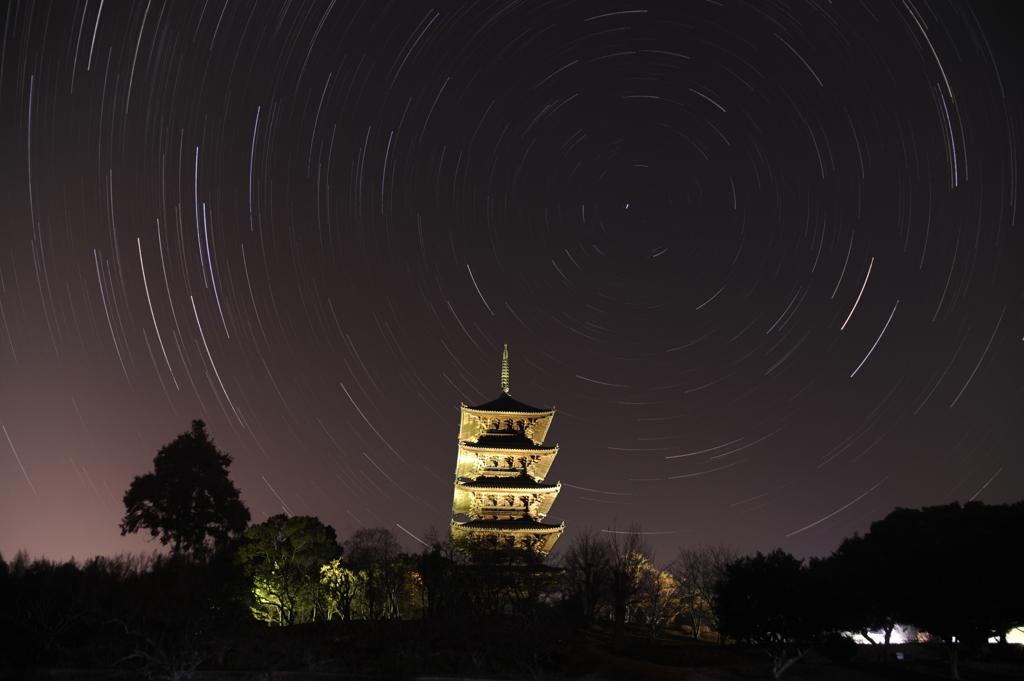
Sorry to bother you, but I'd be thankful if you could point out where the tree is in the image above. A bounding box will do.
[823,533,901,660]
[417,527,468,622]
[4,555,92,664]
[840,501,1024,679]
[670,542,739,640]
[116,552,243,678]
[633,554,686,644]
[320,558,358,620]
[560,527,613,626]
[606,523,653,652]
[344,527,413,620]
[236,514,341,625]
[716,549,830,678]
[120,420,250,559]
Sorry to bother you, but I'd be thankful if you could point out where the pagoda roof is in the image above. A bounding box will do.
[464,433,556,451]
[466,392,552,414]
[453,517,565,533]
[457,476,560,493]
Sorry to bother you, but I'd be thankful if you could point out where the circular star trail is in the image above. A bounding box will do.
[1,0,1021,563]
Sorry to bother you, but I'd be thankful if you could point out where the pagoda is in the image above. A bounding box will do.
[450,346,565,558]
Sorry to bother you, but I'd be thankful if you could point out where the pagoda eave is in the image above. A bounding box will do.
[459,441,558,453]
[456,480,561,494]
[452,519,565,534]
[451,519,564,555]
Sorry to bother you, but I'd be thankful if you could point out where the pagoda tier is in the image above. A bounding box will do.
[460,394,555,445]
[450,517,564,555]
[450,346,565,558]
[455,440,559,481]
[453,475,561,520]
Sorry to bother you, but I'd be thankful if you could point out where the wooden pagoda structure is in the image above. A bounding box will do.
[450,346,565,558]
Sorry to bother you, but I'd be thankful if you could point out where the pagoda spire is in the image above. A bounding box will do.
[501,344,510,395]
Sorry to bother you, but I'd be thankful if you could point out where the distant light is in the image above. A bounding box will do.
[625,204,629,209]
[849,624,917,645]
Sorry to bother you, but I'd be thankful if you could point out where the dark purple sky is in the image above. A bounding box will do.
[1,0,1021,567]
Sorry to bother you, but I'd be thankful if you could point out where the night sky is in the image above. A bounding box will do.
[1,0,1021,566]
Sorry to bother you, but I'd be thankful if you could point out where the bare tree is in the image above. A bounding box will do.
[634,556,686,644]
[670,542,739,640]
[606,523,652,653]
[345,527,410,620]
[560,527,613,625]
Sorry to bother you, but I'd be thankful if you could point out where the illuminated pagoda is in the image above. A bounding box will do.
[450,346,565,558]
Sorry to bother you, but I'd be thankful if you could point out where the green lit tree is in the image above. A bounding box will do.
[120,420,250,559]
[320,558,359,620]
[236,514,341,625]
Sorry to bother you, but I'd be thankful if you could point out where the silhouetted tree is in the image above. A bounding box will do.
[120,420,250,559]
[236,514,341,625]
[115,552,243,679]
[417,527,467,622]
[0,552,8,667]
[446,529,561,617]
[560,527,613,626]
[0,548,248,671]
[843,501,1024,679]
[823,532,900,660]
[345,527,416,620]
[716,549,830,678]
[4,554,91,665]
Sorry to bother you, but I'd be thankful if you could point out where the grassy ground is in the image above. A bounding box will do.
[5,623,1022,681]
[545,624,1024,681]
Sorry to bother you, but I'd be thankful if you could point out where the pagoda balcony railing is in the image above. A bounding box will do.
[480,505,530,515]
[477,508,539,520]
[480,466,533,477]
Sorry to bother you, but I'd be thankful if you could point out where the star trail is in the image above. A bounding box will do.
[0,0,1021,564]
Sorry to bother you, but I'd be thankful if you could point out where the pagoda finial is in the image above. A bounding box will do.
[501,344,510,395]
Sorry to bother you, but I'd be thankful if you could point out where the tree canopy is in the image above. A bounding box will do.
[120,419,250,559]
[714,501,1024,679]
[716,549,832,678]
[829,501,1024,678]
[236,514,341,625]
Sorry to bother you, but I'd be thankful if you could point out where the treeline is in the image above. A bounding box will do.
[0,548,244,674]
[0,520,567,675]
[546,500,1024,678]
[708,500,1024,678]
[3,500,1021,678]
[5,421,1019,678]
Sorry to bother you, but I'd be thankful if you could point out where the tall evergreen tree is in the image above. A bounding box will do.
[120,420,250,559]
